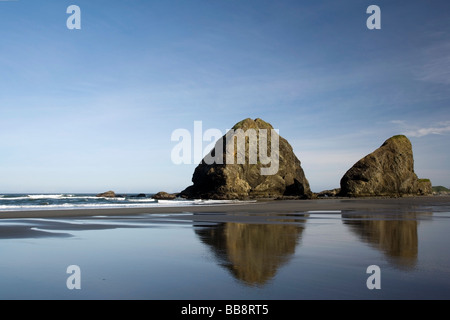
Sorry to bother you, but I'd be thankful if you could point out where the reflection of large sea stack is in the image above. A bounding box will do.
[340,135,432,197]
[196,222,305,286]
[181,118,311,200]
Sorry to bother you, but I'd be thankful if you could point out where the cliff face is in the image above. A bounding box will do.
[340,135,431,197]
[181,118,311,200]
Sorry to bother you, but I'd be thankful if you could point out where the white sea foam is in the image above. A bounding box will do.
[0,194,65,200]
[0,202,160,211]
[0,195,93,201]
[0,196,31,201]
[28,194,64,199]
[0,198,256,212]
[0,192,257,213]
[156,199,254,206]
[61,196,101,200]
[95,196,127,200]
[0,195,124,201]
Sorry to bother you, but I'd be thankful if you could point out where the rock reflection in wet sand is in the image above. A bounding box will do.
[195,221,306,286]
[342,212,431,269]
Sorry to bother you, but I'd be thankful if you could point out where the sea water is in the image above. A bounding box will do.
[0,205,449,300]
[0,193,240,211]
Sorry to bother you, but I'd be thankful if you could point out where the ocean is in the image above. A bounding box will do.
[0,193,240,212]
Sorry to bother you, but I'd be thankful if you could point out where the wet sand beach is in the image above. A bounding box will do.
[1,196,450,300]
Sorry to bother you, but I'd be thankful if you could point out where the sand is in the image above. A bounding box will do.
[0,196,448,220]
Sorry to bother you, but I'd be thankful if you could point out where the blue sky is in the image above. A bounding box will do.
[0,0,449,193]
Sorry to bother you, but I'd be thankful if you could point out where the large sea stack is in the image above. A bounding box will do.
[180,118,311,200]
[340,135,432,197]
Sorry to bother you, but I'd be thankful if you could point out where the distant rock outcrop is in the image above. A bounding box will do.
[152,191,177,200]
[96,190,116,198]
[316,188,341,198]
[340,135,432,197]
[432,186,450,195]
[180,118,311,200]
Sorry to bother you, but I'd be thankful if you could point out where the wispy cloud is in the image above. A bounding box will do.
[416,39,450,86]
[391,120,450,138]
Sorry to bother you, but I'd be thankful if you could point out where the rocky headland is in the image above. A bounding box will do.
[432,186,450,196]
